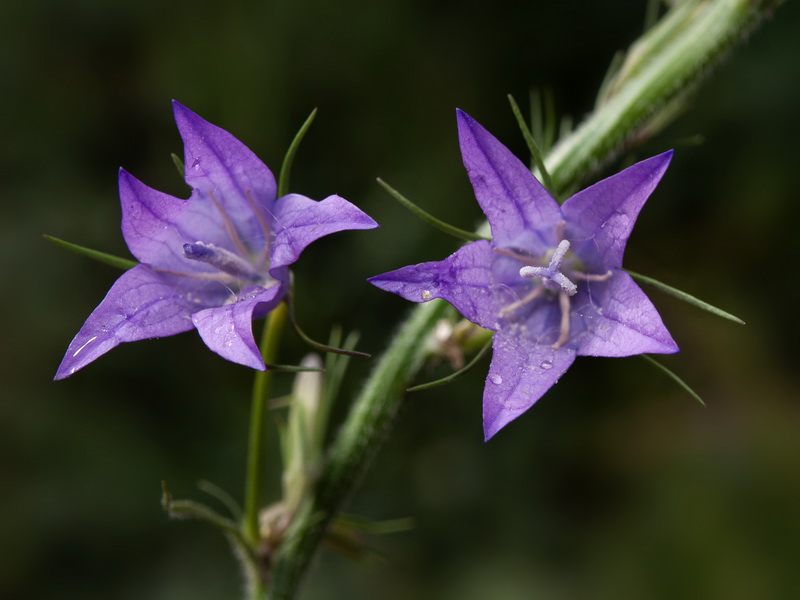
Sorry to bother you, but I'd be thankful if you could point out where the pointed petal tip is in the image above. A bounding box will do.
[455,108,477,130]
[644,148,674,173]
[171,99,192,118]
[53,368,70,382]
[482,426,499,442]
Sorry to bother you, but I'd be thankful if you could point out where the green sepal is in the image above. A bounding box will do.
[171,152,184,176]
[529,88,557,156]
[625,268,745,325]
[43,235,137,270]
[507,93,557,198]
[376,178,489,243]
[323,328,361,417]
[640,354,705,406]
[407,338,492,392]
[278,108,317,197]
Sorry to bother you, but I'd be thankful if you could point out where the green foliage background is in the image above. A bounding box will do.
[2,1,799,598]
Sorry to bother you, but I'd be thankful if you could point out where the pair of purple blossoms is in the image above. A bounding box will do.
[56,103,677,439]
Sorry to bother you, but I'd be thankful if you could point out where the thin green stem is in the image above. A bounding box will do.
[243,302,288,546]
[269,301,448,598]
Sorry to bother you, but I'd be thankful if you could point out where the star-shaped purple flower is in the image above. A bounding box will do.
[369,110,678,440]
[56,102,377,380]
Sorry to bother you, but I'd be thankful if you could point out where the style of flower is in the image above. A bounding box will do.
[369,110,678,440]
[55,102,378,380]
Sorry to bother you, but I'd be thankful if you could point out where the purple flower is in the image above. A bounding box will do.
[369,110,678,440]
[56,102,377,380]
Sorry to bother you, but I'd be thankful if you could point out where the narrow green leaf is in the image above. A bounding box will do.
[160,481,241,535]
[640,354,705,406]
[323,328,361,417]
[197,479,243,522]
[376,178,488,243]
[44,235,137,270]
[171,152,184,176]
[336,513,415,535]
[625,268,745,325]
[407,338,492,392]
[265,363,326,373]
[644,0,661,32]
[162,481,261,597]
[278,108,317,197]
[507,94,557,198]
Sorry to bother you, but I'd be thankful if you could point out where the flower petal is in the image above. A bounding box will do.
[456,110,562,252]
[191,284,285,370]
[571,270,679,356]
[270,193,379,270]
[54,265,200,380]
[483,332,576,440]
[368,240,505,330]
[561,151,673,270]
[120,169,229,272]
[173,101,277,247]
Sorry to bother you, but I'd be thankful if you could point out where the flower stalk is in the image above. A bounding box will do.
[240,303,288,600]
[266,1,782,597]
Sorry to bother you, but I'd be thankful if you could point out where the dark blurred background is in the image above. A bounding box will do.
[2,0,799,598]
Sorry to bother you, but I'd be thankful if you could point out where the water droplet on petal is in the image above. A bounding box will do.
[490,373,503,385]
[421,290,432,300]
[540,360,553,370]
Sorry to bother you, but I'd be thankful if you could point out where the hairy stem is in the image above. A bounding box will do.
[267,1,782,596]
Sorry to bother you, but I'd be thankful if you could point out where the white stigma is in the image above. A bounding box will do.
[519,239,577,296]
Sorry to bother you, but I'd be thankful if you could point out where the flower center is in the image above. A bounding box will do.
[157,188,275,294]
[518,239,577,296]
[495,235,613,349]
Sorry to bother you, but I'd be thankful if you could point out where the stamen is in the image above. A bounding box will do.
[552,291,571,349]
[208,190,250,258]
[183,242,261,282]
[555,220,567,242]
[493,247,540,266]
[499,286,544,318]
[154,267,241,283]
[519,239,578,296]
[573,270,613,282]
[244,190,273,267]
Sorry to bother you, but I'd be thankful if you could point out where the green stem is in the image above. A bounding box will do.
[267,1,782,596]
[546,0,783,195]
[243,302,288,546]
[269,301,448,597]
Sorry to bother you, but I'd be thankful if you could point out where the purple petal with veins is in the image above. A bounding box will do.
[56,103,377,379]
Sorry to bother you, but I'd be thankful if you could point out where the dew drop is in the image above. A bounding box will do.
[540,360,553,370]
[421,290,432,300]
[489,373,503,385]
